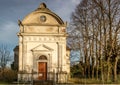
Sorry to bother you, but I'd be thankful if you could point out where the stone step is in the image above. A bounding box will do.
[33,80,54,85]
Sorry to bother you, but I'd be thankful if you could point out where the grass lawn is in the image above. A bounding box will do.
[0,82,9,85]
[68,78,120,84]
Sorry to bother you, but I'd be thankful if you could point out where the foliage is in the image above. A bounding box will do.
[0,68,17,82]
[71,64,83,78]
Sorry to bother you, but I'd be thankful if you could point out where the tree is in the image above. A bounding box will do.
[69,0,92,78]
[0,44,12,82]
[91,0,120,82]
[69,0,120,82]
[0,44,11,69]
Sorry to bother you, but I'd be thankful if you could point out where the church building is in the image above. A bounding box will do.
[16,3,70,83]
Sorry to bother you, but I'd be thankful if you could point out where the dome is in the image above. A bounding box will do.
[22,3,65,25]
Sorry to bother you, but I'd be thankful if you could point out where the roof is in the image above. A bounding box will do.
[22,3,65,26]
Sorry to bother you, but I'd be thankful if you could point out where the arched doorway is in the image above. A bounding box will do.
[38,55,47,80]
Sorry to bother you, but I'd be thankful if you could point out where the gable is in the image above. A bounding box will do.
[31,44,53,52]
[22,3,65,26]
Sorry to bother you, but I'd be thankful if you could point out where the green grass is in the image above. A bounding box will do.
[68,78,120,84]
[69,78,100,84]
[0,82,9,85]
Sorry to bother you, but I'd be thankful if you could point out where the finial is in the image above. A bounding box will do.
[39,3,47,9]
[18,20,23,26]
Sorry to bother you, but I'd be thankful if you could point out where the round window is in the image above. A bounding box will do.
[40,15,46,22]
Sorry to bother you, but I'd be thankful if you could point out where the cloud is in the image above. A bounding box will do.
[0,0,82,51]
[48,0,81,22]
[71,0,81,5]
[0,21,18,46]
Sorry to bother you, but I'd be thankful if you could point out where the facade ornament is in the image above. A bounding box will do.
[39,3,47,9]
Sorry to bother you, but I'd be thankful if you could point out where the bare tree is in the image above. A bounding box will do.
[0,44,11,69]
[92,0,120,81]
[69,0,120,82]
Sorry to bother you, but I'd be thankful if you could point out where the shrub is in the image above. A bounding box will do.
[0,68,17,82]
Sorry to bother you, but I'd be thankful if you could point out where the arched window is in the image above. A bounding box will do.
[39,55,47,60]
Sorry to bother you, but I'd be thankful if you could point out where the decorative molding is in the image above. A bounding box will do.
[23,36,66,42]
[31,44,54,52]
[18,33,67,36]
[22,23,66,27]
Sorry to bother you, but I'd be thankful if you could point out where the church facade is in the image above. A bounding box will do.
[17,3,70,83]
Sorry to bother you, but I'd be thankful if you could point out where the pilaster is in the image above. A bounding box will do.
[57,42,63,72]
[22,36,27,71]
[19,36,22,71]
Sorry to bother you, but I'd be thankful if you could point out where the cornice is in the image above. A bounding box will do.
[17,33,67,37]
[22,23,66,27]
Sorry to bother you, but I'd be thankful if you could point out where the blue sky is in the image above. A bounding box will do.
[0,0,81,51]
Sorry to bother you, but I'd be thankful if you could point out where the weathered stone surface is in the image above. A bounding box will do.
[16,3,70,83]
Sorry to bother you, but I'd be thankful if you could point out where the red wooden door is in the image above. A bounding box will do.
[38,62,47,80]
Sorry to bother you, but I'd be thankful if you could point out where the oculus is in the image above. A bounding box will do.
[40,15,46,22]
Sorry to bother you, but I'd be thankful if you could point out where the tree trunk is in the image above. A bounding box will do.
[88,61,91,78]
[113,56,118,82]
[100,58,104,82]
[96,60,99,80]
[107,57,111,82]
[92,64,94,79]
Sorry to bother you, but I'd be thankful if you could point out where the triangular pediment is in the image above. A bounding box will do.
[31,44,53,51]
